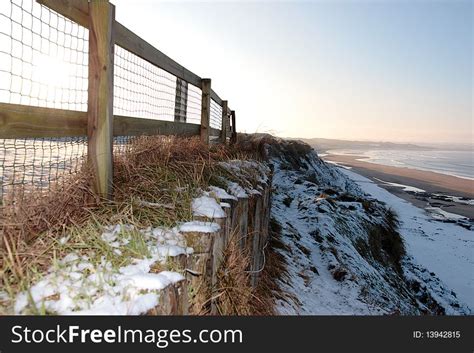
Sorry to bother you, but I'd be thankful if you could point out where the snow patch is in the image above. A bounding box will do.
[373,178,426,193]
[14,224,191,315]
[227,181,247,198]
[425,207,468,221]
[178,221,220,233]
[192,196,226,219]
[208,186,237,201]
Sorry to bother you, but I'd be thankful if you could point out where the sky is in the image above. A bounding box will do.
[109,0,472,144]
[1,0,471,144]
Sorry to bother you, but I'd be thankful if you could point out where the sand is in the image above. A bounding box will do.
[323,154,474,219]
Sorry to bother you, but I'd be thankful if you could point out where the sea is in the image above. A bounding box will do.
[325,149,473,180]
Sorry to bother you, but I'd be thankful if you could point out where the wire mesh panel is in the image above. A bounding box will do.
[0,0,231,210]
[174,77,187,123]
[186,83,202,125]
[0,0,89,205]
[210,98,222,130]
[0,0,89,110]
[112,135,134,156]
[0,137,87,202]
[114,45,178,121]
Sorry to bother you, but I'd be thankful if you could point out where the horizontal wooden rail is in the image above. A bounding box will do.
[0,103,201,139]
[209,127,221,138]
[0,103,87,138]
[3,0,237,202]
[114,116,200,137]
[210,90,222,106]
[37,0,89,28]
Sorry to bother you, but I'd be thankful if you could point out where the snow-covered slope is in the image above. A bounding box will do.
[259,137,470,315]
[341,169,474,311]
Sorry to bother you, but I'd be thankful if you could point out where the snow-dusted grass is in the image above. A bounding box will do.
[0,136,274,314]
[3,179,254,315]
[271,164,388,315]
[1,135,269,315]
[13,223,193,315]
[210,160,271,199]
[7,178,248,315]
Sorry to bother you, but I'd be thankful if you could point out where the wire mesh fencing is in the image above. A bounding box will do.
[0,137,87,201]
[0,0,89,208]
[114,44,205,126]
[210,98,223,130]
[0,0,89,110]
[112,135,133,155]
[114,45,177,121]
[0,0,230,213]
[186,84,202,125]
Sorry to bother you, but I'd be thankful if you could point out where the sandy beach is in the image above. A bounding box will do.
[323,154,474,219]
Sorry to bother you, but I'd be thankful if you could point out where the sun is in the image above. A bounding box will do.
[32,53,72,89]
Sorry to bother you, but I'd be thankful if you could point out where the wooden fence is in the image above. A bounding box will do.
[0,0,237,199]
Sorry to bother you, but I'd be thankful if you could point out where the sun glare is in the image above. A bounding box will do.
[33,54,72,89]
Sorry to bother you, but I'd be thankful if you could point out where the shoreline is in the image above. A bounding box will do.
[323,154,474,220]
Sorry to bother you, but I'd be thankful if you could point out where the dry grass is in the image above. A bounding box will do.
[209,217,295,316]
[211,232,253,315]
[0,136,248,312]
[250,218,299,313]
[0,166,97,303]
[0,134,288,316]
[367,208,405,273]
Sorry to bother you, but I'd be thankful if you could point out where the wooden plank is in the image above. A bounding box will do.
[210,89,222,106]
[114,116,199,137]
[221,100,228,143]
[0,103,87,138]
[209,127,221,138]
[114,22,202,87]
[230,110,237,144]
[200,79,211,145]
[36,0,89,28]
[0,103,200,139]
[174,78,188,123]
[87,0,115,199]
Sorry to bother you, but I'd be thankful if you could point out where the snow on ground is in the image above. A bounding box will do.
[265,138,469,315]
[12,158,271,316]
[271,166,386,315]
[432,194,474,206]
[341,168,474,310]
[373,177,426,193]
[217,160,271,198]
[227,181,248,198]
[271,168,412,314]
[13,178,253,315]
[15,224,194,315]
[426,207,469,222]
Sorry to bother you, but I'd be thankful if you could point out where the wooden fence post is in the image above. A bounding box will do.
[87,0,115,199]
[174,77,188,123]
[221,100,228,144]
[200,78,211,145]
[230,110,236,144]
